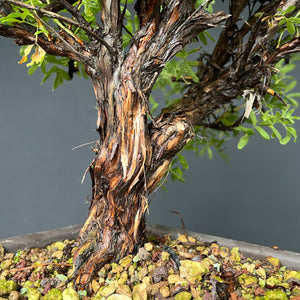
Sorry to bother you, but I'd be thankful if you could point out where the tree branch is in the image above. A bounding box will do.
[1,0,114,53]
[0,24,80,59]
[154,0,300,130]
[101,0,121,36]
[129,1,230,96]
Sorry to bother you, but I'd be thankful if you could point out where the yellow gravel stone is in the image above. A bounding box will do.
[52,250,63,259]
[107,294,132,300]
[159,286,170,298]
[96,286,116,298]
[267,256,281,269]
[111,263,124,273]
[161,251,169,261]
[119,256,132,268]
[92,279,100,294]
[187,236,196,243]
[118,271,128,285]
[174,291,192,300]
[177,235,188,243]
[132,283,147,300]
[143,243,153,252]
[168,274,187,285]
[116,284,131,297]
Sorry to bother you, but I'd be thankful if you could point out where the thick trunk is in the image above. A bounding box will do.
[72,72,194,290]
[72,182,148,290]
[70,3,227,289]
[72,66,152,288]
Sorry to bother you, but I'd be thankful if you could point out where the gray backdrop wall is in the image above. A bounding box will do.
[1,25,300,252]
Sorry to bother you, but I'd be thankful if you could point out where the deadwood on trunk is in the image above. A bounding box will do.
[1,0,300,291]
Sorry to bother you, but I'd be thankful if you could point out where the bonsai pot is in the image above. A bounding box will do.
[1,223,300,271]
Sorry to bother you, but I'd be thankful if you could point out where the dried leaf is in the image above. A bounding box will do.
[18,45,34,64]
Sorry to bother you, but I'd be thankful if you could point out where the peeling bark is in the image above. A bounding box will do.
[1,0,300,292]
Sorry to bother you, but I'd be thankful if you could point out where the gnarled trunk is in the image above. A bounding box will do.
[1,0,300,293]
[72,69,194,289]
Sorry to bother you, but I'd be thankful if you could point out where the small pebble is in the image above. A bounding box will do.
[144,243,153,252]
[152,266,168,283]
[9,291,22,300]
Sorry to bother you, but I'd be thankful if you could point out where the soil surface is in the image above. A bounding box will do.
[0,233,300,299]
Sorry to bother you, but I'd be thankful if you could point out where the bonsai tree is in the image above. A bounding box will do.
[1,0,300,290]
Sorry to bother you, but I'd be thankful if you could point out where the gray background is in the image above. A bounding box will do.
[1,20,300,252]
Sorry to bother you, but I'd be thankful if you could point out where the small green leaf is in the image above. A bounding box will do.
[53,72,62,90]
[284,80,297,93]
[283,5,295,14]
[250,112,257,126]
[177,153,189,169]
[170,167,185,182]
[198,146,206,156]
[287,126,297,141]
[286,20,296,34]
[28,63,40,76]
[198,32,207,45]
[255,12,263,18]
[288,17,300,23]
[281,132,291,145]
[221,113,237,126]
[207,147,213,159]
[203,30,215,42]
[270,126,283,142]
[237,134,250,150]
[255,126,270,140]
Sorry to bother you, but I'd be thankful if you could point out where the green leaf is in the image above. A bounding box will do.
[288,17,300,23]
[283,5,295,14]
[270,126,282,142]
[281,132,291,145]
[284,80,297,93]
[177,153,189,169]
[198,146,206,157]
[237,134,250,150]
[170,167,185,182]
[255,126,270,140]
[207,147,213,159]
[28,63,40,75]
[198,32,207,45]
[286,20,296,34]
[255,12,263,18]
[53,71,63,90]
[221,113,237,126]
[203,30,215,42]
[249,112,257,126]
[287,126,297,142]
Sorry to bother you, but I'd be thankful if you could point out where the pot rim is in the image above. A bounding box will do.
[1,223,299,271]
